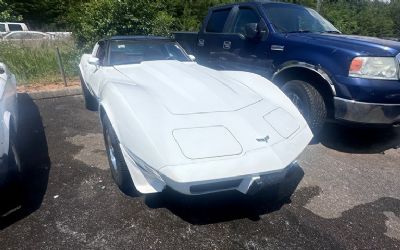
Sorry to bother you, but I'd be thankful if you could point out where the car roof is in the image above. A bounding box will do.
[106,36,173,42]
[211,1,301,10]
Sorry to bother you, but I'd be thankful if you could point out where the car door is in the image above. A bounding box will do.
[218,5,274,78]
[196,7,235,69]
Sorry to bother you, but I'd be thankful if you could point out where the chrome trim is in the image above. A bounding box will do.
[272,61,336,96]
[334,97,400,124]
[271,45,284,51]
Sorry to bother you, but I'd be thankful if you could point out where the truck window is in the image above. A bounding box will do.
[232,8,261,34]
[8,24,23,31]
[206,8,231,33]
[0,24,5,32]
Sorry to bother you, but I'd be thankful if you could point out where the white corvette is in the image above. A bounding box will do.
[79,36,312,196]
[0,62,19,186]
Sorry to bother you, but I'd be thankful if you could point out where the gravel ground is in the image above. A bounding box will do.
[0,94,399,249]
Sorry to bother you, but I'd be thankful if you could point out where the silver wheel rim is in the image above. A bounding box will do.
[106,130,118,171]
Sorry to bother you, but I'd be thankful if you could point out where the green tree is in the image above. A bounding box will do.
[0,0,22,22]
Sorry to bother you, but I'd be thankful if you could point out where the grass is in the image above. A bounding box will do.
[0,39,81,85]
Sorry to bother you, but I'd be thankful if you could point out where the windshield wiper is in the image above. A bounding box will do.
[286,30,313,34]
[322,30,342,34]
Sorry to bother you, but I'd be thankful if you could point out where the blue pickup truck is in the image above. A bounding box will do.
[174,1,400,134]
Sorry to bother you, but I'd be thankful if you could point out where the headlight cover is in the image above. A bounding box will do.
[349,57,399,80]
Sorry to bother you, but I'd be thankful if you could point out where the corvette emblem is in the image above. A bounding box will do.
[256,136,270,143]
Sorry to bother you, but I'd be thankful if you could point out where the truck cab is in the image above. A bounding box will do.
[175,1,400,134]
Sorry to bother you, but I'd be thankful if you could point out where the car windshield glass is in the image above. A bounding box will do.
[109,40,191,65]
[263,4,339,33]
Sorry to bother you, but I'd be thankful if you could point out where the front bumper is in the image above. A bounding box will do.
[161,162,296,195]
[334,97,400,125]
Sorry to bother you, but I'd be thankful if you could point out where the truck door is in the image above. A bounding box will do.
[216,6,274,78]
[196,7,234,69]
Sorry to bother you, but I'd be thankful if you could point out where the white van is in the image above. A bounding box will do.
[0,22,29,36]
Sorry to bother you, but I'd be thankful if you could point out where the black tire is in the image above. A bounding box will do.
[102,114,136,195]
[80,73,98,111]
[1,125,21,186]
[282,80,327,135]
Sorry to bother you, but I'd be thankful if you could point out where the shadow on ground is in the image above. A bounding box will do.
[316,123,400,154]
[145,164,304,225]
[0,93,50,229]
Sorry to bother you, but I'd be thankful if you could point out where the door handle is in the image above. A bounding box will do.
[223,41,231,50]
[198,39,205,47]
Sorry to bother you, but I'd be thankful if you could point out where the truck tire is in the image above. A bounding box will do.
[102,114,137,196]
[80,73,98,111]
[282,80,327,135]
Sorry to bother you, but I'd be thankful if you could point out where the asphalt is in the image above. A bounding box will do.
[0,94,399,249]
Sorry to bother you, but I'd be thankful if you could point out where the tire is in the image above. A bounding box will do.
[2,125,21,186]
[102,114,136,195]
[282,80,327,135]
[80,73,98,111]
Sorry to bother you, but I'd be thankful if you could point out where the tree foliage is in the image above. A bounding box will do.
[0,0,22,22]
[2,0,400,48]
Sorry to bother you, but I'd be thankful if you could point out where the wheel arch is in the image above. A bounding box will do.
[272,63,336,118]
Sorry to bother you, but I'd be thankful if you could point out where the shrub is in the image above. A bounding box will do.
[0,39,80,85]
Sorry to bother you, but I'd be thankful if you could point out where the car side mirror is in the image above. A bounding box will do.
[88,57,100,66]
[188,55,196,61]
[245,23,259,40]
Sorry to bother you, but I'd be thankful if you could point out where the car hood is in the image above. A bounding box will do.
[113,61,262,115]
[286,33,400,56]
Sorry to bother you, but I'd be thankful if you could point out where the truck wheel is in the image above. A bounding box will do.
[282,80,327,135]
[102,114,137,195]
[80,73,98,111]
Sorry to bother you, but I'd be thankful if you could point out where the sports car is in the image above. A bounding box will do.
[0,62,19,186]
[79,36,312,196]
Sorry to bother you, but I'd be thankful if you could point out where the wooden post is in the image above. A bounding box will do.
[56,47,67,87]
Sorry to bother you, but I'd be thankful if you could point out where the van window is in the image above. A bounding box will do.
[232,8,261,34]
[8,24,23,31]
[206,8,231,33]
[0,24,5,32]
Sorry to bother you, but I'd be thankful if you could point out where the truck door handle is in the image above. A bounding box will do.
[223,41,231,50]
[198,39,205,47]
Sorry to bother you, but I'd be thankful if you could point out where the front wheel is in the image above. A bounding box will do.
[102,115,137,195]
[282,80,327,135]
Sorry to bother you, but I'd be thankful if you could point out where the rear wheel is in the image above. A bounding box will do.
[80,73,98,111]
[282,80,327,135]
[102,114,136,195]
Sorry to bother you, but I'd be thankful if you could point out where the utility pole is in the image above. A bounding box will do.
[317,0,322,12]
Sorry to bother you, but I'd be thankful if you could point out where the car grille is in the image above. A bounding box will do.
[190,179,242,194]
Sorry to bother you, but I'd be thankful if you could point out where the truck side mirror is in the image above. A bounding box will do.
[245,23,259,40]
[88,57,100,66]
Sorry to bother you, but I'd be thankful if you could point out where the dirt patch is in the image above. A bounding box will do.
[17,80,80,93]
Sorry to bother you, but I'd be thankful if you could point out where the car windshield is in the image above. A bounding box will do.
[109,40,191,65]
[263,4,339,34]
